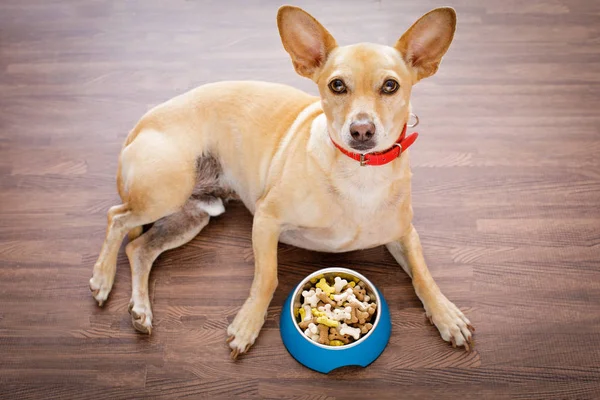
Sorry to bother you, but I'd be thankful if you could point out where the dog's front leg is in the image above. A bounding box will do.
[227,207,280,359]
[386,224,475,350]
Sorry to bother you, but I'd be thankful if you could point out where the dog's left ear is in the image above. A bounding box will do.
[277,6,337,80]
[395,7,457,82]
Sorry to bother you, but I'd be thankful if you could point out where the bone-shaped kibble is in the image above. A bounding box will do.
[332,306,352,321]
[346,293,368,311]
[316,278,335,296]
[299,316,316,329]
[328,327,350,344]
[346,304,359,324]
[316,315,339,328]
[339,323,361,340]
[303,304,312,319]
[318,324,329,345]
[352,286,366,301]
[317,303,332,313]
[319,304,353,322]
[360,323,373,334]
[312,307,340,327]
[367,302,377,315]
[304,322,320,342]
[317,304,335,319]
[317,290,336,306]
[298,305,309,322]
[298,304,313,329]
[311,308,326,318]
[356,308,370,324]
[333,277,348,294]
[332,288,354,304]
[302,289,320,307]
[344,281,356,290]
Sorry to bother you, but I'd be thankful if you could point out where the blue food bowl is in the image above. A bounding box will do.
[280,267,391,373]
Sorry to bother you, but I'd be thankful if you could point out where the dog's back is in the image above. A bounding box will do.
[117,81,318,208]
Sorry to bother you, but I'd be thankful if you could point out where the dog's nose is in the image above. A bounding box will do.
[349,120,376,142]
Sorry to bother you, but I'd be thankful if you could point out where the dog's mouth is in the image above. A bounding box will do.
[348,140,376,152]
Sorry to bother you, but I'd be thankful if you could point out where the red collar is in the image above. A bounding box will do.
[330,124,418,166]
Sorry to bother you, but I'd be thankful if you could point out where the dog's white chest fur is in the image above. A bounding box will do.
[279,175,410,252]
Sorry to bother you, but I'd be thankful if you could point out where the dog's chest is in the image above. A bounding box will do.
[279,170,410,252]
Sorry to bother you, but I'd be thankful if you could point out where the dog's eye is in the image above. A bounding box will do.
[328,79,347,94]
[381,79,399,94]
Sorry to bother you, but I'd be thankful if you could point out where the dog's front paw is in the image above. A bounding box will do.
[226,300,267,359]
[426,294,475,351]
[89,266,115,306]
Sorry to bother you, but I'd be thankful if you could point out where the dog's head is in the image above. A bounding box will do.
[277,6,456,153]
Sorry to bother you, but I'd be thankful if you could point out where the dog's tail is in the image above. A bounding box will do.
[128,226,143,242]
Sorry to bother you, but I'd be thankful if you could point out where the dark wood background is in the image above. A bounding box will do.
[1,0,599,399]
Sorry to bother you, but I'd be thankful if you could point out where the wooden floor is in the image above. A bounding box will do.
[1,0,599,399]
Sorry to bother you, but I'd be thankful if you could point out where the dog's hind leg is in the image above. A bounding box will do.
[124,152,230,333]
[125,197,223,334]
[89,204,153,306]
[90,129,198,306]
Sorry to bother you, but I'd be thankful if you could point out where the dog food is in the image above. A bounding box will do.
[295,276,377,345]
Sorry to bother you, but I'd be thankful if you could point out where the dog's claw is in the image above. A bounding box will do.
[231,349,239,360]
[131,310,146,325]
[451,337,456,348]
[427,314,434,325]
[467,324,475,333]
[89,274,113,306]
[131,316,152,334]
[226,335,235,344]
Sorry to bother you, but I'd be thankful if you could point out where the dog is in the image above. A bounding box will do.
[89,5,474,358]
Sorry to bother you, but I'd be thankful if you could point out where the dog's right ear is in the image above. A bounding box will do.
[277,6,337,80]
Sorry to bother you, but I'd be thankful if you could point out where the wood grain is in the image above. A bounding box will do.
[1,0,599,399]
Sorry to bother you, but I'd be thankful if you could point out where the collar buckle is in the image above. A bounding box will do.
[359,154,368,166]
[394,142,403,158]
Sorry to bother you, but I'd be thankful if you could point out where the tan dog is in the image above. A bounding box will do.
[89,5,474,358]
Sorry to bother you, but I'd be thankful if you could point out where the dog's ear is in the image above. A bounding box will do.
[277,6,337,80]
[395,7,456,82]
